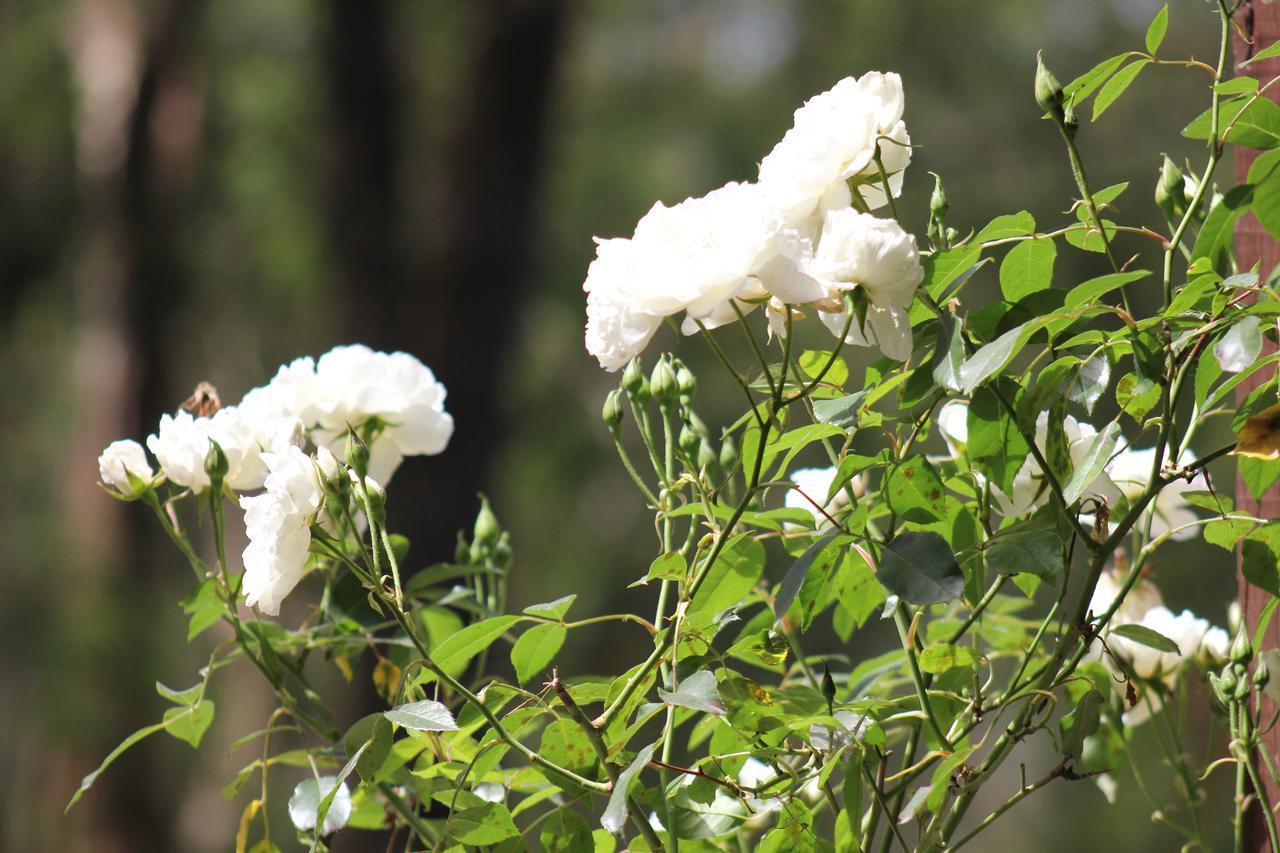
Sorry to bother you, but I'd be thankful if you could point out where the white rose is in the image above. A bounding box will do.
[1104,445,1207,542]
[240,447,335,616]
[936,401,970,457]
[785,466,863,526]
[584,182,786,370]
[995,412,1121,518]
[758,72,910,230]
[309,345,454,482]
[147,411,216,493]
[801,211,922,362]
[97,439,154,495]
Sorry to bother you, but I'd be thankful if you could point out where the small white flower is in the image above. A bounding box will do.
[98,439,154,496]
[758,72,910,230]
[288,776,351,835]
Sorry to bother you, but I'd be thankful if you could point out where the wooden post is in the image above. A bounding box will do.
[1236,2,1280,848]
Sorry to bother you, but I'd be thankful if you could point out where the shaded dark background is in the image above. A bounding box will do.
[0,0,1243,849]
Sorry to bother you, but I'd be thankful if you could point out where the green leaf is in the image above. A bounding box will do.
[959,324,1031,393]
[67,719,171,810]
[182,579,222,641]
[1241,457,1280,503]
[1111,623,1181,655]
[1061,421,1121,505]
[645,553,687,584]
[1193,188,1251,272]
[985,516,1065,581]
[884,456,947,523]
[156,680,202,707]
[1204,517,1256,551]
[511,623,566,684]
[968,383,1030,495]
[1060,689,1102,758]
[1185,98,1280,148]
[1116,373,1161,422]
[384,699,459,732]
[164,700,215,748]
[876,532,963,605]
[917,643,978,674]
[812,391,867,428]
[1255,168,1280,241]
[932,315,965,392]
[1065,54,1128,102]
[687,534,765,619]
[600,742,657,833]
[799,349,848,387]
[449,803,521,846]
[524,594,577,620]
[773,532,840,624]
[1066,352,1110,416]
[1063,271,1149,310]
[1241,39,1280,68]
[1145,5,1168,54]
[975,211,1035,243]
[540,807,595,853]
[541,718,599,773]
[355,716,393,784]
[1214,316,1263,373]
[1093,60,1148,120]
[999,237,1056,301]
[426,615,520,678]
[1243,523,1280,596]
[657,670,725,715]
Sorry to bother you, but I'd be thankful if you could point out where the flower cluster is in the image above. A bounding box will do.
[97,344,453,615]
[1088,569,1228,725]
[937,399,1205,540]
[583,72,921,371]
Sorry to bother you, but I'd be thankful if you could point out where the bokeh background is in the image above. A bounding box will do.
[0,0,1244,849]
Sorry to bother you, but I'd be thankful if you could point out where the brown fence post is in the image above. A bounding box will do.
[1235,2,1280,848]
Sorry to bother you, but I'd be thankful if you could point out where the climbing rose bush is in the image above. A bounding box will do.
[75,4,1280,851]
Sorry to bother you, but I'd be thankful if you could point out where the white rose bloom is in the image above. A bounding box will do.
[1113,606,1214,681]
[785,466,863,525]
[1104,446,1207,542]
[801,211,923,362]
[288,776,351,835]
[240,447,336,616]
[309,345,454,482]
[584,182,787,370]
[147,410,216,493]
[995,412,1121,518]
[1199,625,1230,665]
[1089,567,1164,628]
[240,356,322,427]
[98,439,154,495]
[758,72,910,230]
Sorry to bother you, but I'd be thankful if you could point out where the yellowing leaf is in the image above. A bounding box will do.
[1235,403,1280,460]
[373,657,402,704]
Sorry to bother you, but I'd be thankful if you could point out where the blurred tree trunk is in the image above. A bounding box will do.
[1235,3,1280,850]
[62,0,203,849]
[328,0,566,557]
